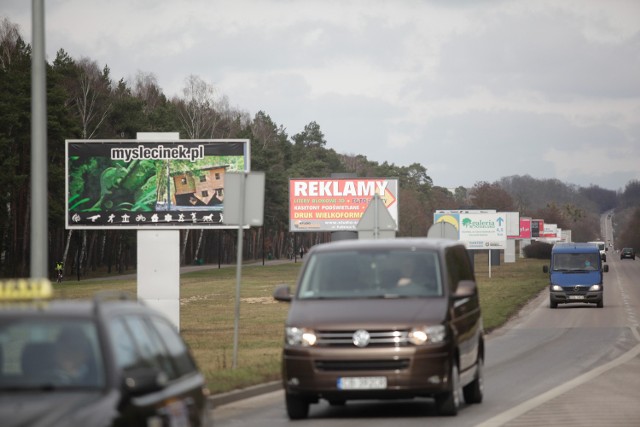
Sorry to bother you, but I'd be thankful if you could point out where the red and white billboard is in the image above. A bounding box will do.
[289,178,399,232]
[519,217,532,239]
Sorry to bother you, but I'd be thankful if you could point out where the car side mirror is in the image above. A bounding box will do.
[121,366,167,398]
[543,265,549,273]
[454,280,477,299]
[273,284,292,302]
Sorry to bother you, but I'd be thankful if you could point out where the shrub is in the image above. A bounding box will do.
[523,241,553,259]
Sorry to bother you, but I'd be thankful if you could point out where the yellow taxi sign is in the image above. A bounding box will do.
[0,278,53,301]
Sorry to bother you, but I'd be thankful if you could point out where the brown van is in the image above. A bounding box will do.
[273,237,484,419]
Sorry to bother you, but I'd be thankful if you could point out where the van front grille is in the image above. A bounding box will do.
[316,330,409,347]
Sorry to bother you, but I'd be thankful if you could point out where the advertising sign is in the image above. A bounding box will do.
[518,217,532,239]
[289,178,399,232]
[531,219,543,238]
[459,213,507,250]
[66,139,249,229]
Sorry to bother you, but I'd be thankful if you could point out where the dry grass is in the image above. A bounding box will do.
[53,255,548,395]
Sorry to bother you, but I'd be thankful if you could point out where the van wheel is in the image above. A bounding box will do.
[463,355,484,404]
[597,299,603,308]
[286,393,310,420]
[436,363,461,416]
[550,299,558,309]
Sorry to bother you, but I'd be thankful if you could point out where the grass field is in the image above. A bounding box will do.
[54,253,548,394]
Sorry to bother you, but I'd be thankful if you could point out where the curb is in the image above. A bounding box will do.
[209,381,282,408]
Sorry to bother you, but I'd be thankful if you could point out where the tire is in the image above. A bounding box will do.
[597,299,603,308]
[436,363,461,416]
[550,298,558,309]
[285,393,310,420]
[463,355,484,404]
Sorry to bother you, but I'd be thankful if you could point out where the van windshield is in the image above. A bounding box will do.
[552,252,600,271]
[297,249,443,299]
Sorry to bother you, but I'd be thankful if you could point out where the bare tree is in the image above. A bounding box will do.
[73,57,113,139]
[133,71,162,115]
[175,74,216,139]
[0,17,21,71]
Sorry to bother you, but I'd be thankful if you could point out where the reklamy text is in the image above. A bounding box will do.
[110,145,205,163]
[293,180,389,197]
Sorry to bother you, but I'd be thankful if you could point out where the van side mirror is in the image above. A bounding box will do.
[454,280,477,299]
[273,284,292,302]
[543,265,549,273]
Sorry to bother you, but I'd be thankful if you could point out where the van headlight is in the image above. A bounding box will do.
[552,285,563,291]
[589,284,601,291]
[409,325,446,345]
[285,327,317,347]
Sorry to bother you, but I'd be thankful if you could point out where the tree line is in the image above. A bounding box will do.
[1,17,638,279]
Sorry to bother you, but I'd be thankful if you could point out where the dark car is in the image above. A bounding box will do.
[620,247,636,260]
[0,280,211,427]
[273,238,484,419]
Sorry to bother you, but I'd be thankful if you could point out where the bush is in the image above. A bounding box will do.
[523,241,553,259]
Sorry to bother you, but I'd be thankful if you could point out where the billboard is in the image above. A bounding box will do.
[518,217,532,239]
[289,178,399,232]
[433,212,507,249]
[66,139,249,229]
[531,219,544,238]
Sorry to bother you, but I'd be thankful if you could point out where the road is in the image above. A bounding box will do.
[212,254,640,426]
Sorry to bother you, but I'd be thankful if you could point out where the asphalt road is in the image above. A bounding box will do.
[211,254,640,427]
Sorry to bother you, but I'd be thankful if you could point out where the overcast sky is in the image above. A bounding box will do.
[5,0,640,191]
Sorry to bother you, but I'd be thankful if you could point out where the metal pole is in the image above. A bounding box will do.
[232,173,246,369]
[30,0,47,279]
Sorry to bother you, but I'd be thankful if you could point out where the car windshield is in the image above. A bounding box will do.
[0,318,105,391]
[297,249,443,299]
[553,253,600,271]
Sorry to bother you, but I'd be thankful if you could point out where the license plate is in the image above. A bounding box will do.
[569,295,585,300]
[337,376,387,390]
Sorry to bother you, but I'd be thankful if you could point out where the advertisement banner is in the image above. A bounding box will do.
[518,217,532,239]
[459,213,507,250]
[531,219,543,238]
[66,139,249,229]
[289,178,399,232]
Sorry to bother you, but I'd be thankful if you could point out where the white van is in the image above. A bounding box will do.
[588,241,607,262]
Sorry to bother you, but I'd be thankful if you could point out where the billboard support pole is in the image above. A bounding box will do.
[137,132,181,329]
[232,173,246,370]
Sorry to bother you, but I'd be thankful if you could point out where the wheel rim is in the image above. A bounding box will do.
[452,364,461,409]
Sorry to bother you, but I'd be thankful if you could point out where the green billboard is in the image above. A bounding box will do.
[66,139,249,229]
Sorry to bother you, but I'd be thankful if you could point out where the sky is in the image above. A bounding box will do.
[4,0,640,192]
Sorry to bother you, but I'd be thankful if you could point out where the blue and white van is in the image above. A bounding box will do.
[543,242,609,308]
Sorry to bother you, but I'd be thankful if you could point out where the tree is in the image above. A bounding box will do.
[175,74,216,139]
[469,181,515,211]
[71,57,113,139]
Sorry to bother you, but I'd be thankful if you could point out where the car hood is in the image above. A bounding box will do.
[0,389,119,427]
[550,270,602,287]
[287,297,448,329]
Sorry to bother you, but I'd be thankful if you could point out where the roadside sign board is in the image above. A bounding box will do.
[65,139,249,229]
[223,172,265,227]
[459,213,507,249]
[433,212,507,249]
[289,178,399,232]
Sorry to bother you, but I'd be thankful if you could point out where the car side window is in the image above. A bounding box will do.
[123,315,178,381]
[107,317,139,371]
[150,316,198,377]
[445,246,474,292]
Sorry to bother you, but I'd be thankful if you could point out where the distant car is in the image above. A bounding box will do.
[620,248,636,260]
[273,238,484,419]
[0,279,211,427]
